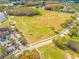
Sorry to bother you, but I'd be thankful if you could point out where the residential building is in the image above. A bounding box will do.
[0,12,7,23]
[0,0,10,3]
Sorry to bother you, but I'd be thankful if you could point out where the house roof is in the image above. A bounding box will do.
[67,40,79,48]
[0,31,2,36]
[0,28,8,36]
[0,28,8,32]
[0,12,7,23]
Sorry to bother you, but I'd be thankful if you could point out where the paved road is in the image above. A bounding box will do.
[5,22,74,59]
[15,23,74,56]
[15,39,53,56]
[5,15,77,59]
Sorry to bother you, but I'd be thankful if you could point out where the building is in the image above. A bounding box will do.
[0,28,9,36]
[0,0,10,3]
[66,40,79,53]
[0,12,7,23]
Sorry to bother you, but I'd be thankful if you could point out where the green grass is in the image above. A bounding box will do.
[0,20,10,27]
[39,44,67,59]
[43,47,67,59]
[38,10,46,14]
[68,49,79,59]
[71,36,79,42]
[0,10,73,43]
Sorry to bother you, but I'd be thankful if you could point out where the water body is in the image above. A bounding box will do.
[0,12,7,23]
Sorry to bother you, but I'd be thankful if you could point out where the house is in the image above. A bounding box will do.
[0,28,8,32]
[0,28,8,36]
[4,4,14,7]
[0,0,10,3]
[0,12,7,23]
[0,31,3,37]
[66,40,79,53]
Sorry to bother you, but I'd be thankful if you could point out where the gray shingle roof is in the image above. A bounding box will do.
[0,12,7,23]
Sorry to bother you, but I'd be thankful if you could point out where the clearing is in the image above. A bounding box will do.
[0,10,73,43]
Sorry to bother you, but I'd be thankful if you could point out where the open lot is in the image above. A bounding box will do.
[0,10,73,43]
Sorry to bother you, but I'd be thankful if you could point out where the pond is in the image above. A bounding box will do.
[0,12,7,23]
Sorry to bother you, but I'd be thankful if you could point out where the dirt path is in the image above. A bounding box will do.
[65,51,72,59]
[75,57,79,59]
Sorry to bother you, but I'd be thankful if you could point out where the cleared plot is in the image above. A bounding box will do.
[0,10,73,43]
[38,44,67,59]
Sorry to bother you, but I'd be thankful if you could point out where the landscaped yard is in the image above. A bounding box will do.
[0,10,73,43]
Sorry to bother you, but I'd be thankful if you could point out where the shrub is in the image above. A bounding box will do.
[6,7,40,16]
[0,5,5,12]
[54,37,68,50]
[45,5,63,11]
[25,2,41,7]
[18,50,40,59]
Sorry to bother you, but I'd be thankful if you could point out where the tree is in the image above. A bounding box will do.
[61,19,72,28]
[6,7,40,16]
[70,27,78,37]
[54,36,68,50]
[0,45,8,57]
[18,50,40,59]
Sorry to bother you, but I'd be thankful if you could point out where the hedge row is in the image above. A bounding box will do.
[6,7,40,16]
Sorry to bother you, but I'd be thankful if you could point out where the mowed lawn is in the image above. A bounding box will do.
[0,10,73,43]
[38,44,67,59]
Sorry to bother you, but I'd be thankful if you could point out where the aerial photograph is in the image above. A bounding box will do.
[0,0,79,59]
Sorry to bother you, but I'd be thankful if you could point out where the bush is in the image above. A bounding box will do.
[45,5,76,13]
[45,5,63,11]
[54,37,68,50]
[18,50,40,59]
[25,2,41,7]
[6,7,40,16]
[0,5,5,12]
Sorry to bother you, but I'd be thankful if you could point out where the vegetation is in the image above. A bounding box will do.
[43,47,67,59]
[0,1,79,59]
[45,5,63,11]
[45,3,79,13]
[0,10,73,43]
[0,5,5,12]
[6,7,40,16]
[7,55,16,59]
[54,36,69,50]
[61,19,73,28]
[25,1,41,7]
[71,36,79,42]
[0,45,8,58]
[0,8,4,12]
[69,27,78,37]
[18,50,40,59]
[39,44,67,59]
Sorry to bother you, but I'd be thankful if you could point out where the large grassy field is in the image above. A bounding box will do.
[38,44,67,59]
[0,10,73,43]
